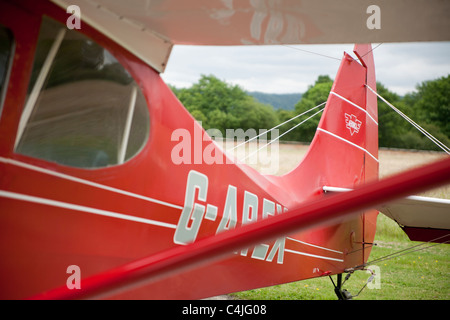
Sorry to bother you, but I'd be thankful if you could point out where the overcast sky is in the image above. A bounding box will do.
[162,42,450,96]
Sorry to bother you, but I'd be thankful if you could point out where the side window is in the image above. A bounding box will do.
[15,17,149,168]
[0,25,14,117]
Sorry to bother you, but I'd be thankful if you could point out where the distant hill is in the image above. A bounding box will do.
[247,92,302,111]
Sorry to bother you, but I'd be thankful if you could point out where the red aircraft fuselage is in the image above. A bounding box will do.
[0,0,379,299]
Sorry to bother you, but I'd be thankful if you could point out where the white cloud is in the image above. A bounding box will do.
[162,42,450,95]
[373,42,450,95]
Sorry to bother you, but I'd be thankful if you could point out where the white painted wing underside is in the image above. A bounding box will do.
[51,0,450,73]
[377,195,450,230]
[323,186,450,230]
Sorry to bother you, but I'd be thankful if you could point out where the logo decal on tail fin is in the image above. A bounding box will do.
[345,113,362,136]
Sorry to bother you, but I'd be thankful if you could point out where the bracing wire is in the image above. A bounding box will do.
[282,43,383,64]
[229,43,386,156]
[281,44,342,61]
[358,43,383,60]
[337,233,450,299]
[238,106,325,162]
[350,233,450,272]
[227,102,326,152]
[366,85,450,154]
[369,239,449,266]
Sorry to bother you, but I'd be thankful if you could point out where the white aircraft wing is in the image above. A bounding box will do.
[51,0,450,73]
[323,186,450,243]
[377,195,450,243]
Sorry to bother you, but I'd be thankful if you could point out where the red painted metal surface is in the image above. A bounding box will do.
[0,0,446,300]
[29,157,450,300]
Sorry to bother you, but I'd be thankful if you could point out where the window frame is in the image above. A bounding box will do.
[13,16,151,170]
[0,25,15,120]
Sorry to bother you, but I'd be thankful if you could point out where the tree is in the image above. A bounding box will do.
[290,75,333,142]
[376,82,411,148]
[171,75,279,136]
[170,74,449,152]
[376,77,450,151]
[412,75,450,138]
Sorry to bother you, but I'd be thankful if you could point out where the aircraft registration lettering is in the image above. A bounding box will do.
[173,171,209,245]
[174,170,287,264]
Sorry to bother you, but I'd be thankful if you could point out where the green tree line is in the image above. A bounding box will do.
[170,75,279,137]
[171,74,450,151]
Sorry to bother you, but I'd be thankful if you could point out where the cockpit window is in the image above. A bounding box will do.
[0,25,14,118]
[15,17,149,168]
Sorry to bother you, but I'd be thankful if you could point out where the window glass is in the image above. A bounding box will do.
[0,25,14,116]
[15,17,149,168]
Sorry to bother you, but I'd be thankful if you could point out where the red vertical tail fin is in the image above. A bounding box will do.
[276,44,379,269]
[283,44,378,203]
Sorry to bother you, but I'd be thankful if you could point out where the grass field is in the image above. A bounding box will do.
[225,142,449,300]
